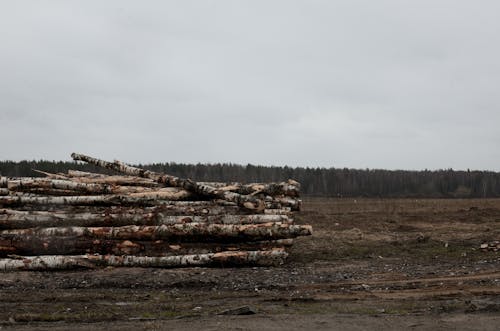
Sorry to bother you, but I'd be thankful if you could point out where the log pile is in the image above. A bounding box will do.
[0,153,311,271]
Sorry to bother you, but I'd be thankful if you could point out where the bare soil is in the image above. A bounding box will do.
[1,198,499,330]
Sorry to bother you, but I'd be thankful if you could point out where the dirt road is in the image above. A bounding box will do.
[1,198,499,330]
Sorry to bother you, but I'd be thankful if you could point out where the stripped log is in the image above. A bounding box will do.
[0,189,8,196]
[71,153,265,211]
[0,235,293,256]
[0,209,291,229]
[0,223,311,243]
[0,249,288,271]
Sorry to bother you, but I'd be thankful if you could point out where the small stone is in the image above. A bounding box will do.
[218,306,256,315]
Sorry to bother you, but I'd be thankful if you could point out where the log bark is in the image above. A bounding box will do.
[32,170,69,179]
[6,178,191,198]
[63,172,297,196]
[265,196,301,211]
[0,194,193,207]
[0,235,292,256]
[0,249,287,271]
[0,209,291,229]
[197,180,300,197]
[69,174,160,187]
[71,153,265,211]
[0,223,311,243]
[13,188,88,196]
[66,170,106,178]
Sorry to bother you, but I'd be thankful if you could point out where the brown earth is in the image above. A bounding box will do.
[1,198,499,330]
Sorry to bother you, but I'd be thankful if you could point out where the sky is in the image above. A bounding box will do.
[1,1,499,171]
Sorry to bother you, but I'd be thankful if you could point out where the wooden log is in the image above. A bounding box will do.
[0,200,240,215]
[0,223,312,243]
[0,209,291,229]
[0,194,194,207]
[198,179,300,197]
[32,170,69,179]
[265,196,301,211]
[0,177,7,188]
[0,189,8,196]
[7,178,114,193]
[0,249,288,271]
[71,153,265,212]
[6,178,192,198]
[69,174,160,187]
[264,208,292,215]
[63,172,298,196]
[128,188,193,200]
[15,188,87,196]
[66,170,106,178]
[0,236,293,256]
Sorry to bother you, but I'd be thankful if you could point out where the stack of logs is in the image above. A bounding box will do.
[0,153,311,271]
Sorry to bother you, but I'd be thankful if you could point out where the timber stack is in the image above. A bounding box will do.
[0,153,311,271]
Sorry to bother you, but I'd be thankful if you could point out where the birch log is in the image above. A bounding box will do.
[0,223,311,242]
[64,172,297,196]
[32,170,69,179]
[0,194,179,207]
[200,179,300,197]
[71,153,265,211]
[69,174,160,187]
[6,178,192,198]
[0,249,288,271]
[0,209,291,229]
[0,236,293,256]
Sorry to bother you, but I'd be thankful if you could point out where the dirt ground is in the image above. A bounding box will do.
[1,198,499,330]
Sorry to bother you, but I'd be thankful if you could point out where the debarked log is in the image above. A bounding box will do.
[71,153,265,212]
[0,209,291,229]
[0,249,288,271]
[0,189,8,196]
[0,223,312,243]
[0,235,293,256]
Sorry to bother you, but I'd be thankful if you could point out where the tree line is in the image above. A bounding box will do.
[1,160,500,198]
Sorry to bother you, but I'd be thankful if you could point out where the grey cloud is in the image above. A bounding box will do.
[1,1,499,170]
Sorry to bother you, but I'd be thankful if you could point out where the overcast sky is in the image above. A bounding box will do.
[1,1,499,170]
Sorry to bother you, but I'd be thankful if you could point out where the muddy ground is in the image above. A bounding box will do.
[1,198,499,330]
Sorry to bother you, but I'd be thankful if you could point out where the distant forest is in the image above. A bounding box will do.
[1,160,500,198]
